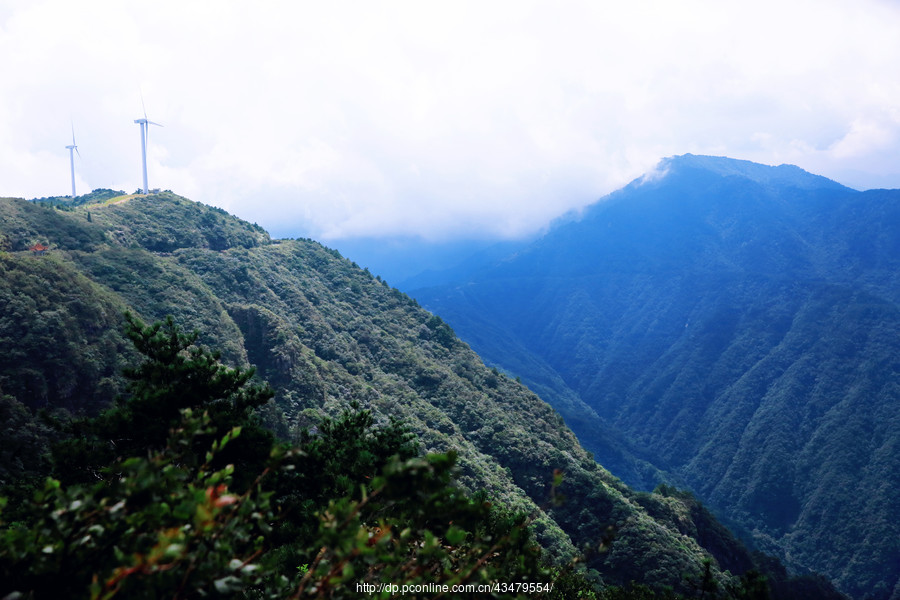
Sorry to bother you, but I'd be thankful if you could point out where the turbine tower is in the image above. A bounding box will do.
[134,98,162,194]
[65,125,79,198]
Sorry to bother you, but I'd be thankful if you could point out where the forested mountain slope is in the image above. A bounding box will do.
[0,192,837,597]
[411,155,900,599]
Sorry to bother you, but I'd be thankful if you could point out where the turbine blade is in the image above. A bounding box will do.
[140,89,147,121]
[71,122,76,146]
[148,120,164,127]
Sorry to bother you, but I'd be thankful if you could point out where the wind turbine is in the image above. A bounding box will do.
[65,124,80,198]
[134,97,163,194]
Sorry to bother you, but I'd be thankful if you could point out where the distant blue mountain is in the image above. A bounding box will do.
[325,236,535,290]
[410,155,900,599]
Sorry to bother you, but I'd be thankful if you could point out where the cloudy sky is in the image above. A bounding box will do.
[2,0,899,241]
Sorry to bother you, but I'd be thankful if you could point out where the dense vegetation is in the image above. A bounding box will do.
[1,315,566,598]
[0,192,844,597]
[411,155,900,599]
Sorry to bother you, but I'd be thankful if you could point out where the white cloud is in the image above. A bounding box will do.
[829,116,898,160]
[2,0,900,238]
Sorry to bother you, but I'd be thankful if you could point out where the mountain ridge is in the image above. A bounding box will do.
[647,154,853,192]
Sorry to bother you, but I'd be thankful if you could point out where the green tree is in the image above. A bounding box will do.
[51,313,274,489]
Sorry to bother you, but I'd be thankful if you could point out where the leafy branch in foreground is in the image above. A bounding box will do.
[0,407,576,599]
[0,409,288,599]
